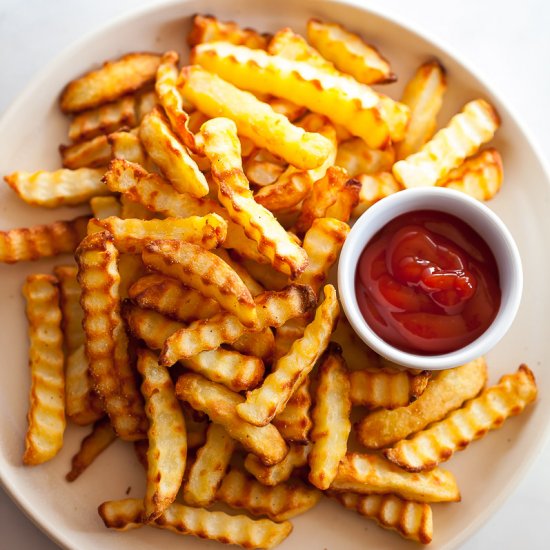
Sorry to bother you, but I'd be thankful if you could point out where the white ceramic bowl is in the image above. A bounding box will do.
[338,187,523,370]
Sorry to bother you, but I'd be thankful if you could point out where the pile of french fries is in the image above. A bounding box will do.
[3,13,537,549]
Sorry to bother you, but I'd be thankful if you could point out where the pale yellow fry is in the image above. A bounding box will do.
[335,138,395,177]
[331,492,433,544]
[120,195,157,221]
[137,349,187,522]
[54,264,84,353]
[385,365,537,472]
[200,117,308,278]
[89,214,227,254]
[176,373,288,466]
[237,285,339,426]
[123,305,264,392]
[356,357,487,449]
[231,328,275,361]
[183,423,236,507]
[90,196,122,219]
[118,253,148,300]
[439,147,503,201]
[135,90,158,121]
[217,467,321,521]
[350,368,431,409]
[330,453,460,503]
[22,274,65,465]
[5,168,109,207]
[180,66,332,169]
[143,239,258,329]
[395,60,447,160]
[60,52,161,113]
[139,108,208,197]
[309,343,351,490]
[393,99,500,188]
[240,258,291,292]
[60,134,112,169]
[352,172,401,218]
[99,498,292,548]
[76,232,147,441]
[108,128,146,165]
[213,248,265,297]
[66,417,116,481]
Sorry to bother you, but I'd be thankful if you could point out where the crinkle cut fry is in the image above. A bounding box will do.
[76,231,147,441]
[272,376,312,443]
[60,134,112,169]
[22,274,66,465]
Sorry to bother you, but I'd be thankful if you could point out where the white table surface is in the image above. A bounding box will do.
[0,0,549,548]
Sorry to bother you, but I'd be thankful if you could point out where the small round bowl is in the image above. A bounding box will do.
[338,187,523,370]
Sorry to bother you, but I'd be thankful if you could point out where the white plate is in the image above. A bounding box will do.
[0,0,548,549]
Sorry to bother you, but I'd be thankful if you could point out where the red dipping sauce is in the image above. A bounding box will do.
[355,210,501,354]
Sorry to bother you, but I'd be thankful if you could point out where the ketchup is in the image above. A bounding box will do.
[355,210,501,354]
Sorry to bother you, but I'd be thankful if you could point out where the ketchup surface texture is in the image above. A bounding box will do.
[355,210,501,354]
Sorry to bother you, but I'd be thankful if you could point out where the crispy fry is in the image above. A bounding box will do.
[66,417,116,481]
[213,248,265,297]
[395,60,447,160]
[335,138,395,177]
[352,172,401,217]
[137,349,187,522]
[175,373,288,466]
[356,358,487,449]
[239,257,291,291]
[5,168,109,207]
[393,99,500,188]
[331,492,433,544]
[108,128,146,165]
[22,274,65,465]
[184,411,208,450]
[76,232,147,441]
[120,195,157,221]
[0,215,88,264]
[90,196,122,219]
[60,134,112,169]
[183,423,236,507]
[236,285,339,426]
[309,344,351,490]
[324,177,361,222]
[384,365,537,472]
[330,453,460,503]
[217,468,322,521]
[60,52,161,113]
[272,377,312,443]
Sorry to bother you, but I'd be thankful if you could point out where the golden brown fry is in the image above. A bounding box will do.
[90,196,122,219]
[119,195,157,221]
[213,248,265,297]
[0,215,88,264]
[216,468,322,521]
[309,344,351,490]
[331,492,433,544]
[60,52,161,113]
[176,373,288,466]
[352,172,401,218]
[272,377,312,443]
[324,177,361,222]
[60,134,112,169]
[118,253,148,300]
[135,90,158,121]
[54,265,84,354]
[356,358,488,449]
[384,365,537,472]
[22,274,65,465]
[330,453,460,503]
[231,328,275,361]
[108,128,146,165]
[138,349,187,522]
[5,168,109,207]
[66,417,116,481]
[335,138,395,177]
[393,99,500,188]
[237,285,339,427]
[76,232,147,441]
[183,423,236,507]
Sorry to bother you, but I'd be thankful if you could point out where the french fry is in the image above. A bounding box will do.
[356,357,487,449]
[324,177,361,222]
[384,365,537,472]
[183,423,236,507]
[22,274,65,465]
[349,368,431,409]
[335,138,395,177]
[331,492,433,544]
[245,155,285,187]
[200,117,309,278]
[90,196,122,219]
[137,349,187,522]
[351,172,401,217]
[236,285,339,427]
[439,147,503,201]
[139,108,209,197]
[308,344,351,490]
[213,248,265,297]
[393,99,500,188]
[108,128,147,165]
[142,240,258,329]
[60,134,112,169]
[0,215,88,264]
[99,499,293,548]
[216,468,322,521]
[231,328,275,361]
[60,52,161,113]
[306,19,396,85]
[118,253,148,300]
[330,453,460,503]
[239,257,291,292]
[395,60,447,160]
[244,442,311,486]
[66,417,116,481]
[76,232,147,441]
[119,195,157,221]
[89,214,227,253]
[175,373,288,466]
[184,410,208,450]
[268,97,307,122]
[54,265,84,353]
[180,66,332,169]
[5,168,109,207]
[135,90,158,121]
[123,304,264,392]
